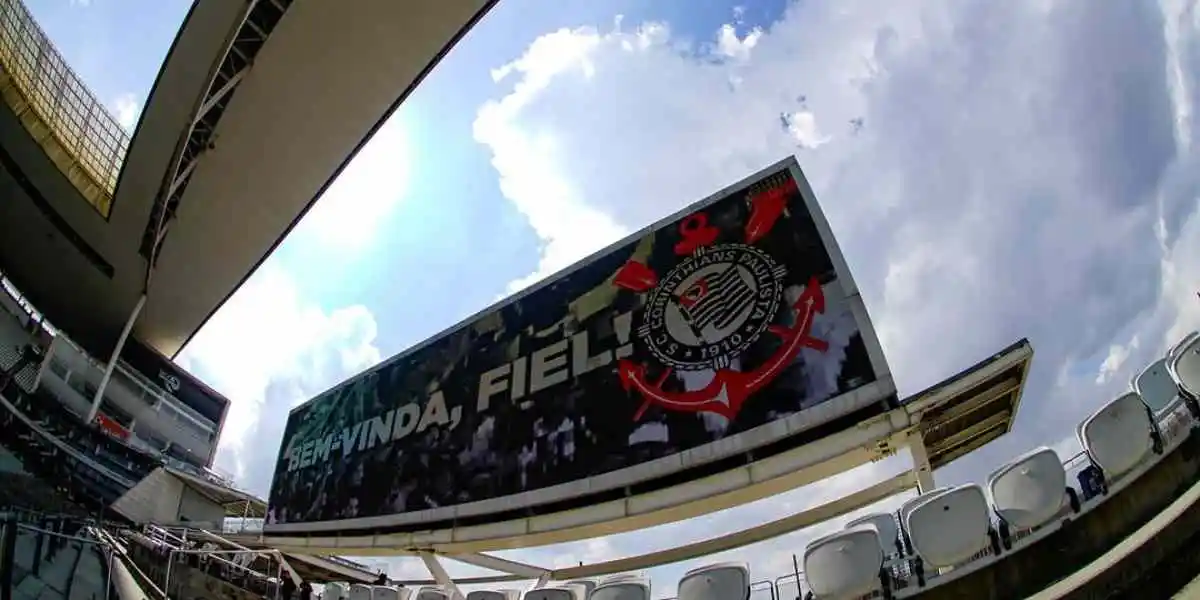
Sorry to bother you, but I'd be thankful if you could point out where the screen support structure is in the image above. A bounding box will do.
[420,552,465,599]
[907,430,936,493]
[87,293,146,422]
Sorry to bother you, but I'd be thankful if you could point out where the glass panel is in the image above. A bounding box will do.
[0,0,129,214]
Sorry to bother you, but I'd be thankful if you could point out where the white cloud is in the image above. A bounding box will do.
[1096,336,1140,385]
[171,0,1200,591]
[176,116,411,489]
[177,262,382,491]
[111,93,140,132]
[293,115,414,253]
[465,0,1200,589]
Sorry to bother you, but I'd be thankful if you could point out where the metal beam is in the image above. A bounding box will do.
[194,67,249,127]
[86,294,146,423]
[907,431,935,493]
[547,471,916,581]
[904,341,1033,415]
[395,471,916,586]
[919,377,1020,435]
[445,553,550,579]
[420,552,465,600]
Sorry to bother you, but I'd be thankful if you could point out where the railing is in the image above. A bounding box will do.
[0,0,130,217]
[0,515,118,598]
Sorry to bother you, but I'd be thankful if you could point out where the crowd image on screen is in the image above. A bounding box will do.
[267,169,883,526]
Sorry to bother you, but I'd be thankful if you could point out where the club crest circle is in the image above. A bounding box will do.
[638,243,786,371]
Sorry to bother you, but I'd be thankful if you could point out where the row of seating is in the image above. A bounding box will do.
[0,402,133,510]
[794,332,1199,599]
[0,366,170,517]
[412,332,1200,600]
[322,575,655,600]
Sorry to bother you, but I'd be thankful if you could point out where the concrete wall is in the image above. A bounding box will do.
[111,468,186,524]
[915,431,1200,600]
[111,467,227,530]
[179,484,228,530]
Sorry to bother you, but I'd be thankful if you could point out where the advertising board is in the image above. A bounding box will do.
[121,337,229,427]
[265,157,895,533]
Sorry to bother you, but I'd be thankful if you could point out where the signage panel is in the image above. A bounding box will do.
[265,157,894,532]
[121,337,228,426]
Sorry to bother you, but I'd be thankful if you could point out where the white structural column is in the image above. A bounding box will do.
[421,552,465,600]
[31,339,54,392]
[908,429,936,494]
[87,294,146,422]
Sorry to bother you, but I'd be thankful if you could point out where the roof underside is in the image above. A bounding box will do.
[167,467,268,518]
[904,339,1035,470]
[139,0,498,358]
[0,0,496,360]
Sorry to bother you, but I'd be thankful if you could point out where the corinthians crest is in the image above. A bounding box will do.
[613,176,830,420]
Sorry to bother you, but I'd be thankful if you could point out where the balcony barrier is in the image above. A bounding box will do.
[0,515,118,599]
[0,0,130,217]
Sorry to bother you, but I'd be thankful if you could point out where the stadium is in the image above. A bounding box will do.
[0,0,1198,599]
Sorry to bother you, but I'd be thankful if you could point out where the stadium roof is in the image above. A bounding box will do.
[902,338,1034,469]
[0,0,496,360]
[164,466,268,519]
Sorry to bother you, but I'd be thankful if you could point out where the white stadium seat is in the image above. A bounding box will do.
[844,513,902,557]
[350,584,374,600]
[523,584,587,600]
[414,587,449,600]
[677,563,750,600]
[591,578,651,600]
[906,484,996,569]
[373,586,412,600]
[802,526,886,600]
[1079,392,1160,482]
[466,592,521,600]
[561,580,596,596]
[601,573,646,584]
[897,487,951,555]
[988,446,1078,541]
[1135,358,1180,415]
[326,583,350,600]
[1168,332,1200,399]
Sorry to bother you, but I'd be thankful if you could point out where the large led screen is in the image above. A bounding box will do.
[265,157,894,533]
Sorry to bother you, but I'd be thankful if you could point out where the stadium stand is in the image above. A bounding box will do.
[331,331,1197,600]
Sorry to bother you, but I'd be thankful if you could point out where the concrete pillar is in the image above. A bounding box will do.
[420,552,465,600]
[87,294,146,423]
[908,430,936,494]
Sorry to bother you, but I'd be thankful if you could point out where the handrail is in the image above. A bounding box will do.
[0,0,130,213]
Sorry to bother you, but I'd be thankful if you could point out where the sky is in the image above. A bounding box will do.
[26,0,1200,595]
